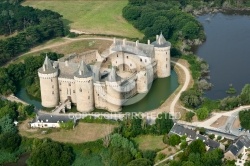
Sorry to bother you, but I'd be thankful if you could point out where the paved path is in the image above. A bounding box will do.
[170,60,191,116]
[154,150,183,166]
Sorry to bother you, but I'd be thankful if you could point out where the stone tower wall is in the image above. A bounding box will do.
[137,70,148,93]
[154,46,171,78]
[74,76,94,112]
[58,78,76,103]
[106,81,122,112]
[38,72,59,107]
[94,83,107,109]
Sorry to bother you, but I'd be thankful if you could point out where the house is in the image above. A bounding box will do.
[169,124,225,151]
[29,114,75,128]
[224,135,250,166]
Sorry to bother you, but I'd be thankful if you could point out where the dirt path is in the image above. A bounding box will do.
[23,37,113,55]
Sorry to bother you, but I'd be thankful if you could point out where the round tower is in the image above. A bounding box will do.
[152,32,171,78]
[74,60,94,112]
[106,67,122,112]
[38,56,59,108]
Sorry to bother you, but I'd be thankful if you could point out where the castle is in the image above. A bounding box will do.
[38,33,171,112]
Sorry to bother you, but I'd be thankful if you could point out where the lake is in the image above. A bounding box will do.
[193,12,250,99]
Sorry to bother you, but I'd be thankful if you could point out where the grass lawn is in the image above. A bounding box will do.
[22,0,143,38]
[133,135,167,151]
[7,38,112,65]
[19,120,116,143]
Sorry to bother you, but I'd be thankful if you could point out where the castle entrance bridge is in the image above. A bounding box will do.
[51,99,71,114]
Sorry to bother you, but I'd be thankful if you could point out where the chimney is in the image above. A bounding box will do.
[65,60,68,66]
[156,35,159,40]
[136,40,139,47]
[148,40,150,45]
[113,37,116,44]
[123,39,126,46]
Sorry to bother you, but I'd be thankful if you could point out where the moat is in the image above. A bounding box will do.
[16,70,179,113]
[193,12,250,99]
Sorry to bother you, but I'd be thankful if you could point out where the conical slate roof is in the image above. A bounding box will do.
[38,55,57,74]
[74,60,92,78]
[107,66,121,82]
[151,32,171,47]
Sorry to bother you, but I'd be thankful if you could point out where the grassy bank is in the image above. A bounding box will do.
[22,0,143,39]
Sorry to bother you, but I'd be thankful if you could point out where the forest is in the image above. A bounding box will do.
[123,0,205,43]
[0,1,66,65]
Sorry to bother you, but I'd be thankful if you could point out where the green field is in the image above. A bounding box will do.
[22,0,143,38]
[133,135,167,151]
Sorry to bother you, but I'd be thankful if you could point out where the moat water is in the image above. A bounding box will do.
[16,70,179,112]
[193,12,250,99]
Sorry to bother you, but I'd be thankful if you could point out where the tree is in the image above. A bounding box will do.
[186,139,206,155]
[168,134,181,146]
[202,148,224,166]
[180,89,203,108]
[142,150,156,162]
[182,21,201,39]
[209,134,215,139]
[163,134,169,144]
[180,141,188,149]
[127,158,152,166]
[185,112,195,122]
[196,107,209,121]
[0,115,17,134]
[240,84,250,104]
[239,110,250,129]
[28,141,75,166]
[154,113,174,135]
[0,132,21,152]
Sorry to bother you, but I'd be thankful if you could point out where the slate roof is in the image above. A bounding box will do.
[31,114,74,123]
[151,32,171,48]
[226,135,250,156]
[74,60,92,78]
[169,124,196,140]
[169,124,220,149]
[107,66,121,82]
[38,56,58,74]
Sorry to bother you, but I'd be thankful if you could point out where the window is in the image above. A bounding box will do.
[130,64,132,66]
[59,89,61,91]
[88,96,90,99]
[79,88,82,92]
[145,59,147,63]
[166,64,168,68]
[166,52,168,55]
[73,90,75,93]
[69,83,71,86]
[52,91,54,94]
[117,54,118,57]
[52,85,54,88]
[127,56,128,59]
[59,82,61,85]
[51,79,53,82]
[166,58,168,61]
[140,59,142,62]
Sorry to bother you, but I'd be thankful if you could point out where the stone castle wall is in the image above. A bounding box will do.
[39,36,171,112]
